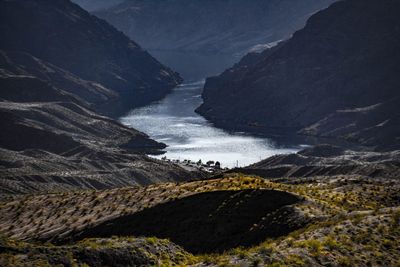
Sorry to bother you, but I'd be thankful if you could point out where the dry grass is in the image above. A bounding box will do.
[0,176,271,241]
[1,173,399,266]
[191,174,400,266]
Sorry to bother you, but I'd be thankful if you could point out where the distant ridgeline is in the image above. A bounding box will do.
[197,0,400,151]
[71,0,124,12]
[93,0,336,56]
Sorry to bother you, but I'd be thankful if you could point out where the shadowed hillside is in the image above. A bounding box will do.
[0,175,399,266]
[70,189,304,253]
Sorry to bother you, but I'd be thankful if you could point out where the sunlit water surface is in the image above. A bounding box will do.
[120,81,300,168]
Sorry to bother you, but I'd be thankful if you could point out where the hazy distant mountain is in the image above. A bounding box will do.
[72,0,124,12]
[0,0,182,116]
[94,0,336,79]
[197,0,400,150]
[96,0,335,55]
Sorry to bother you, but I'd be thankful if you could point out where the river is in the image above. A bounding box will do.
[120,80,302,168]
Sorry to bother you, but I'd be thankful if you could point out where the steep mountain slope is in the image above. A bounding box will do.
[0,0,182,116]
[197,0,400,150]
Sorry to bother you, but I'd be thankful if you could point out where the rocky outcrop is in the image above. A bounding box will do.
[0,0,182,116]
[197,0,400,150]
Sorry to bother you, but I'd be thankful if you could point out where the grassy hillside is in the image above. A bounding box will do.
[1,174,399,266]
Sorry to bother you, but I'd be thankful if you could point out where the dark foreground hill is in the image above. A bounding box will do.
[0,0,182,116]
[0,175,399,266]
[197,0,400,151]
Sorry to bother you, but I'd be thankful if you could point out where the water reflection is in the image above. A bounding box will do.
[120,81,300,168]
